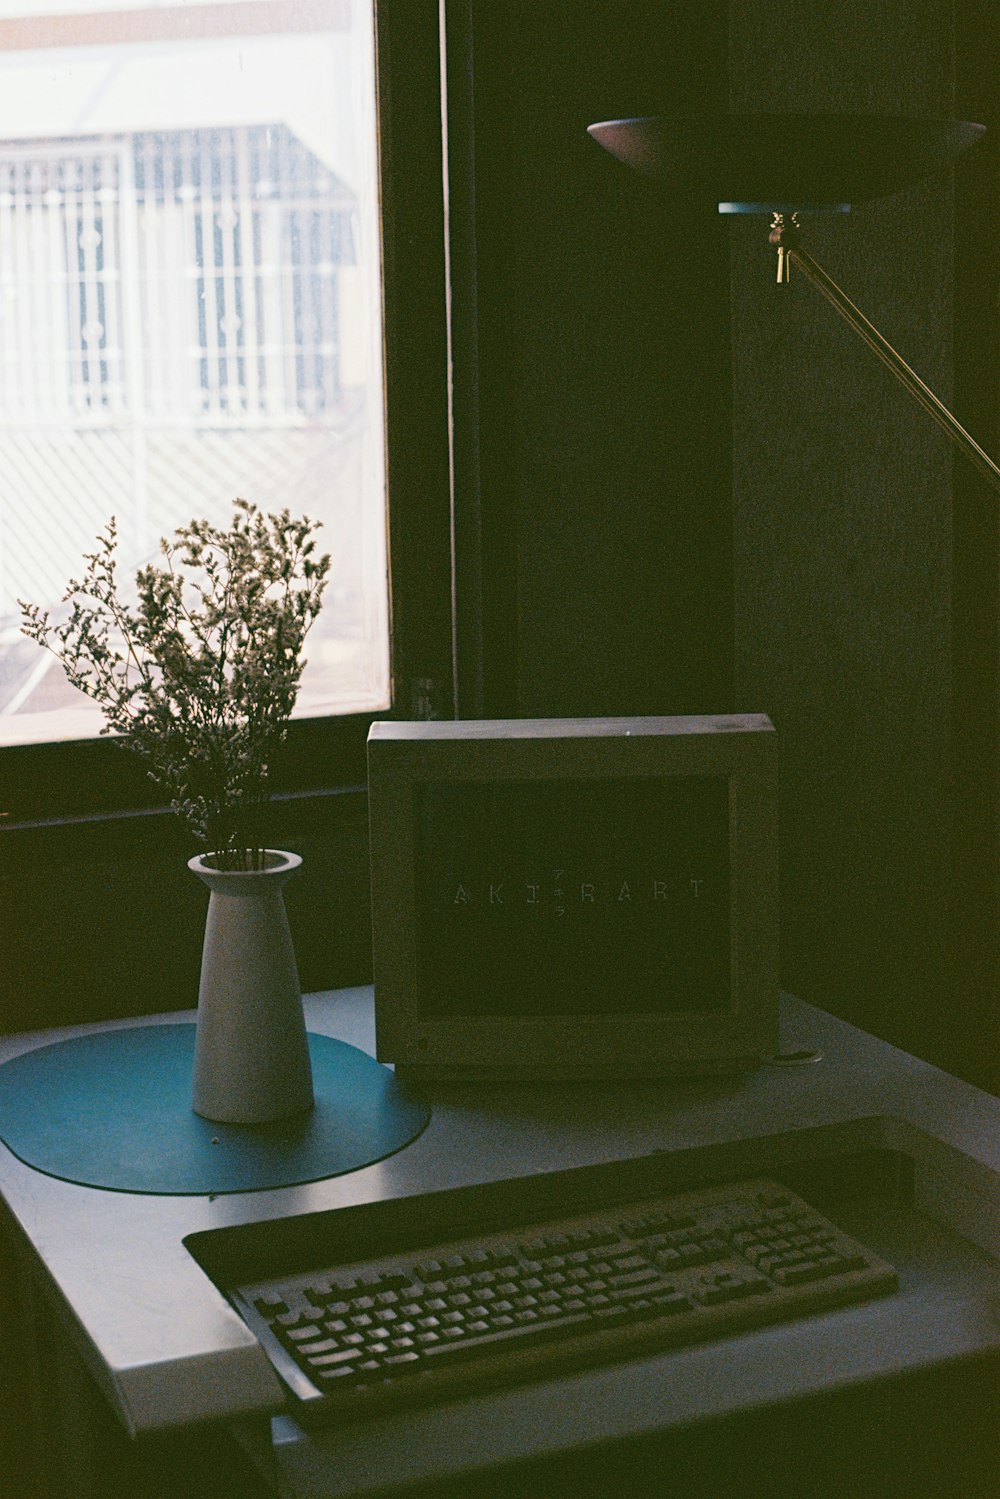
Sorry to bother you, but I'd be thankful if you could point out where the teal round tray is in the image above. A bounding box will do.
[0,1025,430,1196]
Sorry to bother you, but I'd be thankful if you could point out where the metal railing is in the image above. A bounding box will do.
[0,123,361,620]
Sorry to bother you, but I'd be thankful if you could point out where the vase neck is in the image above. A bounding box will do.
[188,849,301,895]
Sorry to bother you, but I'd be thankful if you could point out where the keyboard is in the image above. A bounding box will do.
[232,1175,898,1422]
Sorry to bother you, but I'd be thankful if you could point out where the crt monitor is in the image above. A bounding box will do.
[367,715,778,1080]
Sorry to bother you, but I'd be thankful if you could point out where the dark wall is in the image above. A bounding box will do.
[0,788,374,1031]
[450,0,734,721]
[727,0,1000,1086]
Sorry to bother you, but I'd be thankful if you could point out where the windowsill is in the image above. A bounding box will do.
[0,706,379,827]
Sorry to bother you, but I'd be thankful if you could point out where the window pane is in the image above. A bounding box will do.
[0,0,389,747]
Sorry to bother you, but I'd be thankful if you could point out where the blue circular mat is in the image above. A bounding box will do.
[0,1026,430,1196]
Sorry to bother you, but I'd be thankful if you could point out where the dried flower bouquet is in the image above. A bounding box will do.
[20,498,329,870]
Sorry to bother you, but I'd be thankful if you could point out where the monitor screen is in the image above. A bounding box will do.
[414,775,731,1017]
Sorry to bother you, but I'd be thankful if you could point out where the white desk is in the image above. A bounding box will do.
[2,990,1000,1498]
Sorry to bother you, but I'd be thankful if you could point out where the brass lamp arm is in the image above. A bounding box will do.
[769,214,1000,495]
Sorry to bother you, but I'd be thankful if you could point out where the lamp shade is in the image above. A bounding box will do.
[586,114,985,212]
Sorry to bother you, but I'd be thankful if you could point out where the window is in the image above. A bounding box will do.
[0,0,389,751]
[0,1,452,1027]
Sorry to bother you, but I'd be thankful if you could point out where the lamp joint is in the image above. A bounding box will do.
[769,211,801,285]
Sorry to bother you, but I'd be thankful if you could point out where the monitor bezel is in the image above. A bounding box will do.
[367,715,778,1079]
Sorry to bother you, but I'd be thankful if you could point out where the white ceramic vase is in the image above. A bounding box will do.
[188,849,314,1124]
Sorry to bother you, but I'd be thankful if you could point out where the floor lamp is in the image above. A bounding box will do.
[586,114,999,490]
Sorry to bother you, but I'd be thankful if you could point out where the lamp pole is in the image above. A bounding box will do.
[768,212,1000,495]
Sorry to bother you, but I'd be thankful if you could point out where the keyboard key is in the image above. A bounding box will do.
[651,1292,692,1314]
[593,1305,631,1324]
[700,1236,728,1256]
[282,1324,324,1343]
[697,1278,771,1304]
[738,1243,770,1265]
[772,1264,829,1286]
[610,1268,660,1289]
[277,1307,319,1329]
[758,1189,792,1209]
[424,1309,593,1364]
[253,1293,287,1319]
[380,1273,413,1291]
[828,1254,867,1274]
[612,1282,668,1302]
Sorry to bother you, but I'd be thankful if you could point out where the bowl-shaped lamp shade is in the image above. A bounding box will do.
[586,115,986,212]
